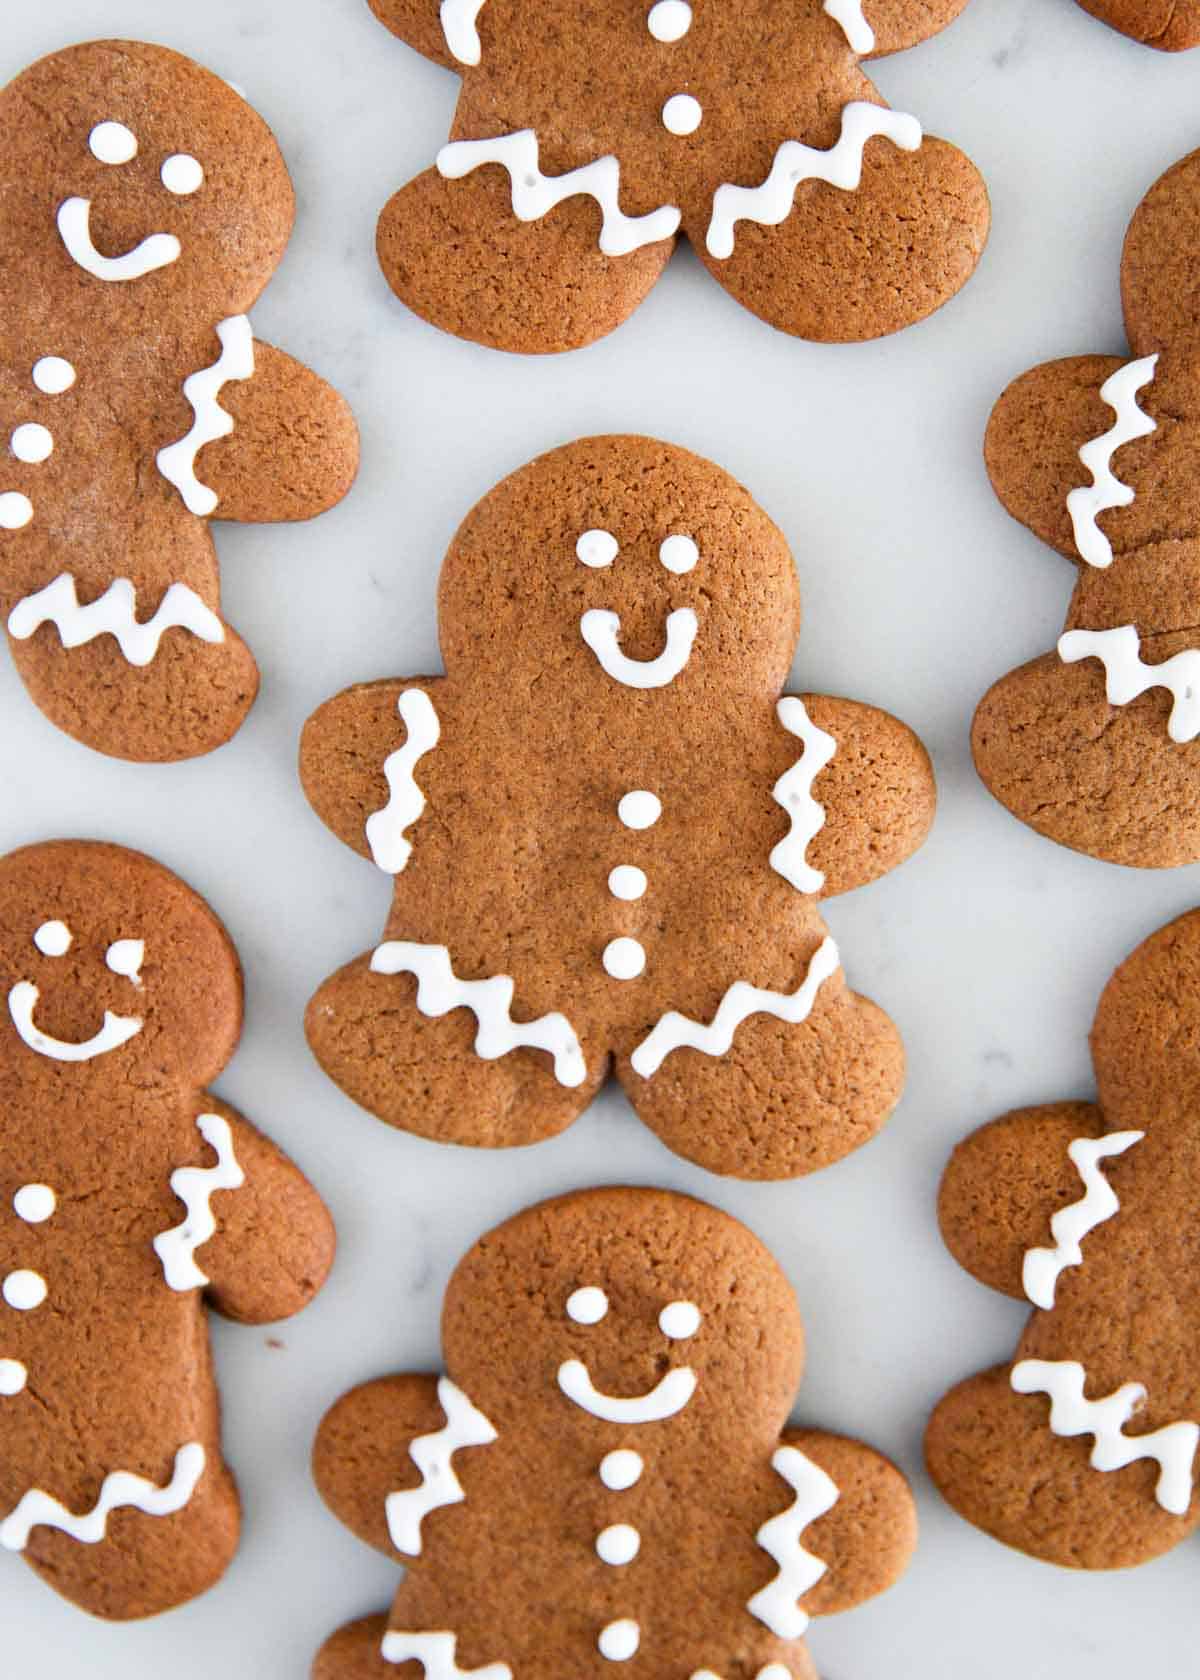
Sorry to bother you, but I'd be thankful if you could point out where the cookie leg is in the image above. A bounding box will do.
[376,167,674,353]
[313,1613,394,1680]
[306,951,606,1148]
[690,134,988,341]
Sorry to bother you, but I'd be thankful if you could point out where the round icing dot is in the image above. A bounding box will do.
[608,865,648,902]
[617,791,662,831]
[11,424,53,465]
[567,1285,609,1325]
[33,920,71,957]
[32,357,76,395]
[599,1449,644,1491]
[106,938,145,981]
[577,529,619,569]
[13,1185,56,1225]
[599,1620,640,1662]
[596,1523,641,1566]
[648,0,693,41]
[3,1270,47,1311]
[0,1358,27,1396]
[659,533,699,573]
[0,493,33,530]
[603,937,646,981]
[659,1300,702,1339]
[662,94,703,136]
[89,121,138,165]
[162,153,205,195]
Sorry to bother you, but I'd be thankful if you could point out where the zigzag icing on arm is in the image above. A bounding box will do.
[370,941,587,1088]
[7,574,225,667]
[381,1631,511,1679]
[770,698,837,893]
[824,0,875,52]
[0,1443,206,1550]
[747,1445,840,1639]
[1022,1130,1144,1310]
[1058,625,1200,743]
[153,1113,246,1292]
[440,0,488,64]
[436,130,682,257]
[385,1377,498,1555]
[1066,355,1158,568]
[630,935,839,1079]
[366,690,441,872]
[1011,1359,1198,1516]
[706,101,921,260]
[156,315,256,517]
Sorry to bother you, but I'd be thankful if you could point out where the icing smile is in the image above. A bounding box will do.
[557,1357,697,1422]
[580,607,698,690]
[8,980,143,1063]
[57,196,181,283]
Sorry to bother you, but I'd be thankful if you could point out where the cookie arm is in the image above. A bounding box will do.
[795,695,935,898]
[780,1429,916,1615]
[937,1101,1105,1298]
[312,1374,448,1560]
[860,0,972,56]
[200,342,359,524]
[366,0,459,68]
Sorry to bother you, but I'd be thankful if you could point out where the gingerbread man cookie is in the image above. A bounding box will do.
[300,435,935,1180]
[1073,0,1200,48]
[367,0,989,352]
[0,40,359,762]
[975,144,1200,867]
[926,909,1200,1567]
[312,1187,916,1680]
[0,839,335,1618]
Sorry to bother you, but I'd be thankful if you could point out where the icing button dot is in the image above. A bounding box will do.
[11,425,53,465]
[608,865,648,902]
[617,791,662,830]
[599,1448,644,1490]
[161,153,205,195]
[662,94,703,136]
[0,493,33,531]
[596,1523,641,1565]
[32,357,76,395]
[599,1620,640,1662]
[577,529,619,568]
[33,920,71,957]
[3,1270,47,1311]
[648,0,693,41]
[13,1185,56,1225]
[660,533,699,573]
[603,937,646,981]
[89,121,138,165]
[567,1285,609,1325]
[0,1358,27,1396]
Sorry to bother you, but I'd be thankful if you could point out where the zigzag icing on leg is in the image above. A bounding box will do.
[1058,625,1200,743]
[0,1444,206,1550]
[7,574,225,666]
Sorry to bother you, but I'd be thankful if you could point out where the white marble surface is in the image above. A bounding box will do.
[1,0,1199,1674]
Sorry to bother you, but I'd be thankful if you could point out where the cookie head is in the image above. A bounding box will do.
[0,840,242,1087]
[438,436,799,701]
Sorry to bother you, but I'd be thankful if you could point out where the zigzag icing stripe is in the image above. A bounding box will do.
[1022,1130,1144,1310]
[706,101,921,259]
[385,1378,498,1556]
[366,690,441,873]
[630,935,839,1079]
[0,1443,206,1550]
[1012,1360,1198,1516]
[153,1113,246,1292]
[770,698,837,894]
[7,574,225,667]
[747,1445,840,1639]
[824,0,875,52]
[1065,354,1158,568]
[370,941,587,1088]
[381,1631,511,1679]
[156,314,256,517]
[440,0,488,64]
[436,129,681,257]
[1058,625,1200,743]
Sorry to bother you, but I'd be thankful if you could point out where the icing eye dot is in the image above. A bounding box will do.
[662,94,703,136]
[617,790,662,830]
[89,122,138,166]
[567,1285,609,1325]
[32,357,76,395]
[0,1358,27,1396]
[33,921,71,957]
[0,493,33,531]
[648,0,693,40]
[659,1300,702,1339]
[599,1448,644,1490]
[11,425,53,465]
[13,1184,55,1224]
[659,534,699,574]
[161,153,204,195]
[576,529,619,569]
[105,939,145,982]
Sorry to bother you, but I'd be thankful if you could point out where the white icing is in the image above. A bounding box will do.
[105,939,145,983]
[598,1621,640,1661]
[162,154,204,196]
[0,1360,27,1397]
[440,0,489,65]
[577,529,619,568]
[567,1286,609,1325]
[3,1271,46,1311]
[581,607,698,689]
[706,101,922,259]
[1022,1131,1144,1310]
[366,690,441,873]
[603,937,646,980]
[596,1522,640,1565]
[370,941,587,1088]
[771,698,837,894]
[381,1630,510,1680]
[1066,355,1159,569]
[631,934,839,1079]
[156,315,255,516]
[8,574,225,667]
[33,920,71,957]
[1012,1359,1198,1516]
[659,534,698,574]
[658,1300,701,1339]
[824,0,876,53]
[0,493,33,531]
[648,1,692,41]
[599,1449,644,1490]
[437,130,681,257]
[7,981,142,1063]
[693,1669,791,1680]
[13,1185,55,1224]
[385,1377,497,1555]
[32,357,75,395]
[608,866,647,901]
[1059,625,1200,743]
[557,1358,697,1423]
[0,1442,205,1551]
[748,1446,839,1639]
[57,197,181,282]
[89,122,137,165]
[663,94,702,136]
[11,424,53,464]
[153,1113,245,1292]
[618,791,661,830]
